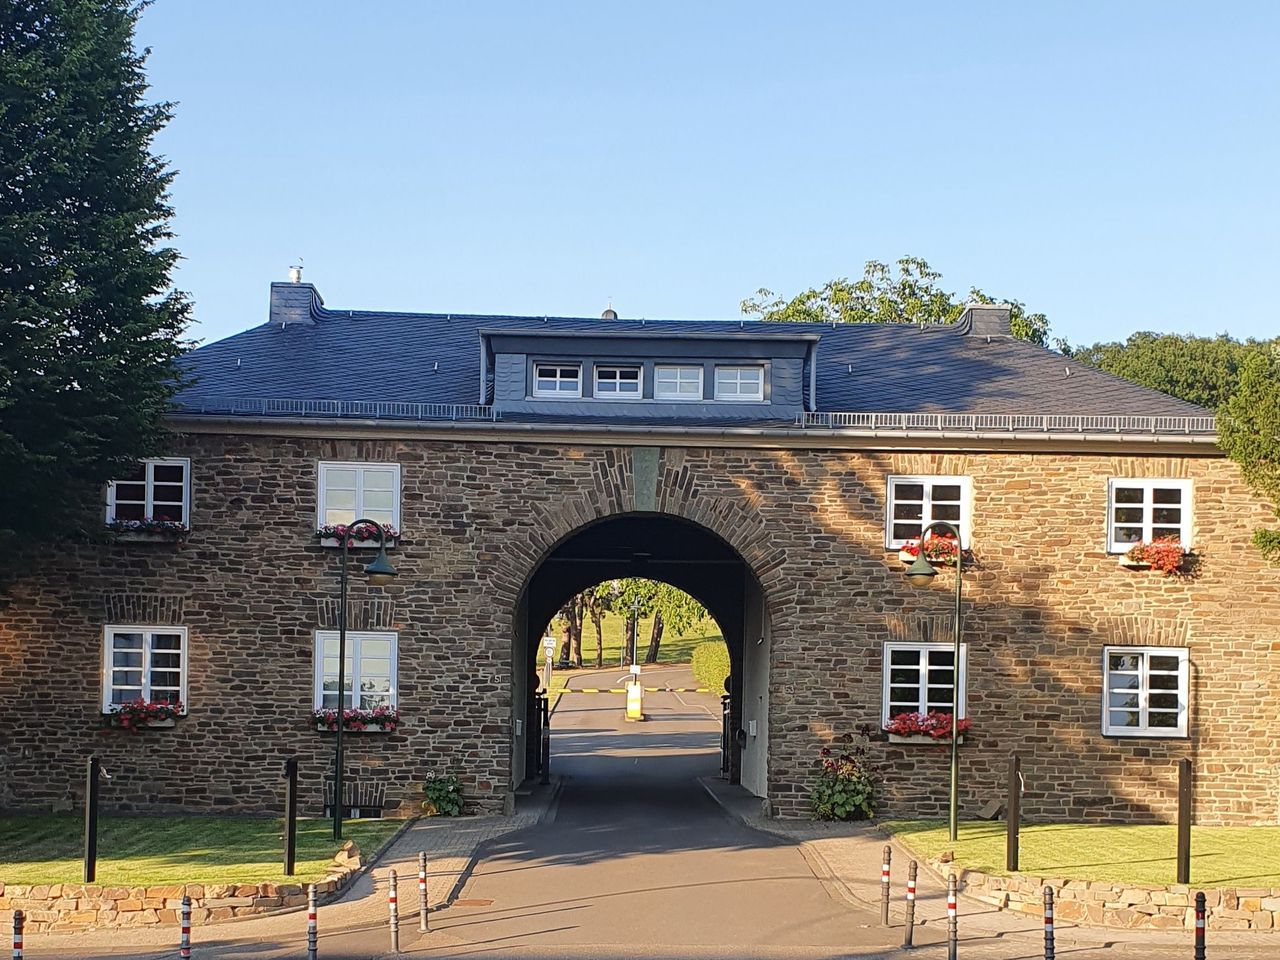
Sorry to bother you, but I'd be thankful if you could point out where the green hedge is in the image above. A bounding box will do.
[691,640,730,692]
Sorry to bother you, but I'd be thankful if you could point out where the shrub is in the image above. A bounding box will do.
[422,774,463,816]
[691,641,730,691]
[809,744,878,821]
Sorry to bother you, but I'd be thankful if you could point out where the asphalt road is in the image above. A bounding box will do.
[413,665,896,959]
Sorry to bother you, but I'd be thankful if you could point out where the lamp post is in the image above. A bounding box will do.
[332,518,397,841]
[903,521,965,843]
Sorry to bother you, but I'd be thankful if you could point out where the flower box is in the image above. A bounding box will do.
[312,706,400,734]
[102,699,184,731]
[884,710,971,741]
[1121,537,1189,576]
[107,519,189,542]
[896,536,971,568]
[316,523,399,550]
[314,722,393,734]
[888,733,964,745]
[1117,558,1152,570]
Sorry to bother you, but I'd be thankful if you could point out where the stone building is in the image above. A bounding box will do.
[1,275,1277,825]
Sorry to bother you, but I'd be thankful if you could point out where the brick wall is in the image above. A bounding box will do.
[0,433,1277,825]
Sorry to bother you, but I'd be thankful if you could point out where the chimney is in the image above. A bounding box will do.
[959,303,1012,338]
[601,307,618,321]
[269,269,322,327]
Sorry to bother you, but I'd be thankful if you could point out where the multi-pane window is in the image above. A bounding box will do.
[317,462,400,531]
[593,365,642,398]
[1107,479,1192,552]
[654,364,704,400]
[1103,646,1188,737]
[886,476,972,548]
[713,365,765,401]
[314,631,398,710]
[532,363,582,398]
[881,642,967,726]
[102,626,187,711]
[105,459,190,525]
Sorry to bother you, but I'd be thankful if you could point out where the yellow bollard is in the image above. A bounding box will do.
[625,665,645,721]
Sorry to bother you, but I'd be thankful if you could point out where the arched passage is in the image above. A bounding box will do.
[511,512,772,799]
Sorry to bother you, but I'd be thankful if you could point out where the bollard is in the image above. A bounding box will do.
[880,845,891,926]
[84,755,100,883]
[12,909,23,960]
[902,860,917,949]
[947,873,958,960]
[179,894,191,960]
[307,884,318,960]
[388,869,400,953]
[418,851,429,933]
[1043,886,1055,960]
[283,756,299,876]
[1194,891,1206,960]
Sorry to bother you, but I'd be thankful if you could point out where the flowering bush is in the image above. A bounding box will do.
[422,773,463,816]
[107,518,189,539]
[884,710,972,740]
[312,705,400,732]
[899,533,969,566]
[1124,537,1187,576]
[809,744,878,821]
[315,522,399,543]
[103,698,183,730]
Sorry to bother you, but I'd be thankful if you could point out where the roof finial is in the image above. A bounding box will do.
[601,297,618,321]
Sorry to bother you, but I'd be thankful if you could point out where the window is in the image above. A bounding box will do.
[1107,479,1192,552]
[654,364,704,400]
[885,476,972,548]
[881,642,967,727]
[593,365,642,398]
[102,626,187,711]
[106,459,190,525]
[313,631,398,710]
[317,462,400,530]
[532,363,582,398]
[1103,646,1188,737]
[713,365,765,401]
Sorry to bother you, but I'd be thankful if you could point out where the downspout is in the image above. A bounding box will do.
[808,340,818,412]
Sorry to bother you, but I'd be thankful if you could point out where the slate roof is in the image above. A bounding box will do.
[175,288,1213,433]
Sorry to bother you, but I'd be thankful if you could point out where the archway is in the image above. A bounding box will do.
[511,512,772,799]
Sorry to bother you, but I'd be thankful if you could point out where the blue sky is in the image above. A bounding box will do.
[136,2,1279,348]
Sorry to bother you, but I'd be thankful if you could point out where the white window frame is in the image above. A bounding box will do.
[713,365,766,402]
[592,364,643,400]
[1106,479,1193,553]
[881,641,968,727]
[101,625,188,713]
[653,364,704,401]
[1102,646,1189,738]
[531,362,583,399]
[885,475,973,549]
[313,630,399,711]
[316,461,402,536]
[105,458,192,526]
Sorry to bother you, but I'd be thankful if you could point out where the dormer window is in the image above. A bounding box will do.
[654,364,703,401]
[594,365,642,398]
[714,365,765,402]
[533,363,582,398]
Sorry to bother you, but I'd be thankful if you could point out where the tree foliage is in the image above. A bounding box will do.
[0,1,190,550]
[1218,350,1280,562]
[553,578,709,666]
[741,256,1049,345]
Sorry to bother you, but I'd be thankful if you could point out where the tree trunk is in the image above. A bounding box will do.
[644,610,665,663]
[590,606,604,667]
[571,595,585,666]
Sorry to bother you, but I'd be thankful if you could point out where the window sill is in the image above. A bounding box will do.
[1116,558,1152,570]
[318,538,398,550]
[102,717,178,729]
[110,532,188,544]
[1102,730,1188,740]
[887,733,965,745]
[314,723,396,734]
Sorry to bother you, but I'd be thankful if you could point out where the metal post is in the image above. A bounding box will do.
[539,696,551,786]
[947,873,958,960]
[12,910,23,960]
[179,895,191,960]
[333,535,350,842]
[880,845,891,926]
[284,756,298,876]
[903,860,917,948]
[1006,754,1021,872]
[949,531,963,844]
[418,851,428,933]
[307,884,318,960]
[720,694,731,778]
[387,869,400,953]
[84,755,100,883]
[1194,890,1206,959]
[1177,758,1192,885]
[1043,886,1055,960]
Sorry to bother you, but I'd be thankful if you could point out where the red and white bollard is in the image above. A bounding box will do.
[902,860,917,948]
[418,851,429,933]
[307,884,318,960]
[1043,886,1055,959]
[880,845,892,926]
[947,873,958,960]
[1194,891,1206,960]
[388,869,400,953]
[179,895,191,960]
[12,909,23,960]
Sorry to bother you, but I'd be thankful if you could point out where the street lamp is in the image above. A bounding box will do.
[332,518,397,840]
[903,520,965,843]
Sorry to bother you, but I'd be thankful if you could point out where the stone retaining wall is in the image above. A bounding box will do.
[952,863,1279,931]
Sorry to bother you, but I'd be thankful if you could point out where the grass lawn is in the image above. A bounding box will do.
[0,815,404,886]
[884,820,1280,887]
[550,614,724,671]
